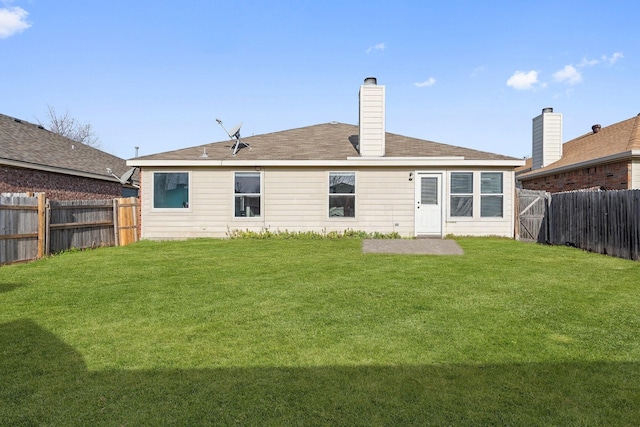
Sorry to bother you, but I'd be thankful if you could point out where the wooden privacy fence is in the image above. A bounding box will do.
[1,194,139,265]
[516,188,640,261]
[547,189,640,261]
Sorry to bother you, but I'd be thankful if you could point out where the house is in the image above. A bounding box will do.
[0,113,138,200]
[128,78,524,239]
[517,108,640,192]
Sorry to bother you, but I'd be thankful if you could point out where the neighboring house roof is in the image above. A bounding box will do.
[519,114,640,179]
[0,113,135,183]
[131,122,520,166]
[515,157,533,175]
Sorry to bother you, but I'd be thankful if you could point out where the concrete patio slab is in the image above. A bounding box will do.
[362,239,464,255]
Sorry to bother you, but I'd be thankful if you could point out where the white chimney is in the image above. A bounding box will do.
[358,77,385,157]
[532,107,562,170]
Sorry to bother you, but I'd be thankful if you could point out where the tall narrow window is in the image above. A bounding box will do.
[421,177,438,205]
[234,172,261,217]
[329,172,355,217]
[153,172,189,209]
[450,172,473,217]
[481,172,503,217]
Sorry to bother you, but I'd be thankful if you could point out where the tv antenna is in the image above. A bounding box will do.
[215,118,250,156]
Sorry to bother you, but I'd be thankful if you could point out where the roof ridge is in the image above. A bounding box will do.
[626,114,640,150]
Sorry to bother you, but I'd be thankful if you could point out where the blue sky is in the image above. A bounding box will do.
[1,0,636,159]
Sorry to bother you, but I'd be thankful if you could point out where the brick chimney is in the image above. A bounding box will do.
[532,107,562,170]
[358,77,385,157]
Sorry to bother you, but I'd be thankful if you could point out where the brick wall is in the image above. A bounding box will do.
[0,165,122,200]
[520,160,632,193]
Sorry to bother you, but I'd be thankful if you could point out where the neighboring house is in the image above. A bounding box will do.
[128,78,524,239]
[0,113,138,200]
[517,108,640,192]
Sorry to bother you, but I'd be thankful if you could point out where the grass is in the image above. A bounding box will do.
[1,237,639,426]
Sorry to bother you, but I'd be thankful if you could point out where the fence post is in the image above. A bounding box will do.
[45,202,51,256]
[113,198,120,247]
[37,193,46,259]
[133,196,140,242]
[544,193,551,244]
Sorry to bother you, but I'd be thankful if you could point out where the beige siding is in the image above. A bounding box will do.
[632,159,640,189]
[260,167,414,235]
[141,168,235,239]
[359,84,385,157]
[354,168,414,234]
[443,169,515,237]
[140,166,516,239]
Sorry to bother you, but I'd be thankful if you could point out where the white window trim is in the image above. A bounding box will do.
[232,170,263,220]
[449,172,474,219]
[447,171,505,221]
[480,172,504,219]
[328,171,357,219]
[151,171,192,212]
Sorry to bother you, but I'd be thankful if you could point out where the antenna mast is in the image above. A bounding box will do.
[215,118,250,156]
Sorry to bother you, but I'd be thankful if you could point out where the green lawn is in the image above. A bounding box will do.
[1,238,639,426]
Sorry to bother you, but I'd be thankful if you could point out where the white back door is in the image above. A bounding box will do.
[415,173,442,236]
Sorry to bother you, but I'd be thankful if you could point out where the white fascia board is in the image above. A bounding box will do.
[128,158,525,168]
[520,150,639,180]
[1,157,120,182]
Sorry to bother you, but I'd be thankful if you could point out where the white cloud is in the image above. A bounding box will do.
[366,42,385,54]
[553,65,582,85]
[0,6,31,39]
[506,70,539,90]
[577,57,599,67]
[603,52,624,65]
[414,77,436,88]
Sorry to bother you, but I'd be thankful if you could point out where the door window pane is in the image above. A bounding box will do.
[421,177,438,205]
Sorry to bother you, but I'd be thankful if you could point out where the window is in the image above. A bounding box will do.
[481,172,503,217]
[234,172,261,217]
[449,171,505,219]
[450,172,473,217]
[153,172,189,209]
[421,177,438,205]
[329,172,355,217]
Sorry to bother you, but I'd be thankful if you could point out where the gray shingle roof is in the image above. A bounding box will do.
[134,122,518,162]
[0,113,131,180]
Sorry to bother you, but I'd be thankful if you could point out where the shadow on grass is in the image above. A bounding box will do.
[1,320,639,426]
[0,283,24,294]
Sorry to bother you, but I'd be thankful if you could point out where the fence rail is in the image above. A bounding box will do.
[517,188,640,261]
[1,193,138,265]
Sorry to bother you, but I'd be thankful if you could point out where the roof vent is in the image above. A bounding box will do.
[541,107,553,114]
[592,124,601,133]
[363,77,377,85]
